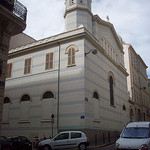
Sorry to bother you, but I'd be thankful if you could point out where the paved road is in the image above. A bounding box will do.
[88,144,115,150]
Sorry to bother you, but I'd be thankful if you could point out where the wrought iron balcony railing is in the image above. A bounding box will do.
[0,0,27,21]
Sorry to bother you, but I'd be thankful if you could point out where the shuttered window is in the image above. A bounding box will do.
[24,58,31,74]
[45,53,54,70]
[68,48,75,66]
[7,63,12,78]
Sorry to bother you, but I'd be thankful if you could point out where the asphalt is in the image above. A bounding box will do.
[88,142,115,149]
[33,142,115,150]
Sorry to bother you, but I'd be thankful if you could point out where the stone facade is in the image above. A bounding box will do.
[2,0,129,145]
[123,43,150,122]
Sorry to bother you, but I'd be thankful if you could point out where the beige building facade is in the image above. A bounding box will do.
[2,0,130,145]
[123,43,150,122]
[0,0,27,134]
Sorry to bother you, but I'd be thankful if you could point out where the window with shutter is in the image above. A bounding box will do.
[45,52,54,70]
[24,58,31,74]
[7,63,12,78]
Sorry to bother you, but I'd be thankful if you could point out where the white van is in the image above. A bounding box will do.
[115,122,150,150]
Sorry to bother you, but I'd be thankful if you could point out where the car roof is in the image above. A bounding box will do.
[7,136,27,139]
[59,131,83,134]
[126,122,150,128]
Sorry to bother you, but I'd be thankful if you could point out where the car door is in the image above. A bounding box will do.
[52,132,70,149]
[70,132,82,148]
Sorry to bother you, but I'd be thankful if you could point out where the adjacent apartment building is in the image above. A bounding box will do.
[0,0,27,134]
[1,0,139,145]
[123,43,150,122]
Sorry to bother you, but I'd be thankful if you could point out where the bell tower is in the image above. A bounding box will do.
[64,0,93,33]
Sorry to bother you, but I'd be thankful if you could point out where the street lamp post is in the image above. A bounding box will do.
[51,114,54,138]
[85,49,97,56]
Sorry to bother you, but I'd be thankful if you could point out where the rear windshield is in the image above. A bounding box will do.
[121,127,150,138]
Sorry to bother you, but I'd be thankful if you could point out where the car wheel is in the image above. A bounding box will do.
[43,145,51,150]
[79,143,86,150]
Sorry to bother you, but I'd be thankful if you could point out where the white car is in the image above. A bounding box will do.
[115,122,150,150]
[37,131,89,150]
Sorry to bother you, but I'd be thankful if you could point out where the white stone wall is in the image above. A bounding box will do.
[85,39,129,132]
[65,0,92,33]
[3,38,86,139]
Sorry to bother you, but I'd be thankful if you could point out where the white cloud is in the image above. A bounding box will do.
[19,0,150,77]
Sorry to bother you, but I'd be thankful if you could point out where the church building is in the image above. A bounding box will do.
[2,0,129,145]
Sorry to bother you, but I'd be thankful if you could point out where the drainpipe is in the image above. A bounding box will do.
[57,42,60,133]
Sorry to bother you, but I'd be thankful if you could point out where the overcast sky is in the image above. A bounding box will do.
[19,0,150,78]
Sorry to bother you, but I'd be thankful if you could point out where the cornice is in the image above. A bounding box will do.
[8,27,86,58]
[84,28,128,76]
[9,26,128,76]
[128,44,147,68]
[93,15,123,52]
[64,6,93,18]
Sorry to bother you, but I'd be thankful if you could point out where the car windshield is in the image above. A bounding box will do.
[121,127,150,138]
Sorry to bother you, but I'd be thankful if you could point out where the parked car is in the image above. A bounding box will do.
[0,136,11,150]
[7,136,32,150]
[115,122,150,150]
[38,131,89,150]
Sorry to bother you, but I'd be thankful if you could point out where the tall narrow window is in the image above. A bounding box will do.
[65,45,78,67]
[24,58,31,74]
[2,97,10,123]
[0,60,3,76]
[93,90,100,121]
[41,91,55,121]
[130,108,134,122]
[68,48,75,66]
[20,94,31,121]
[45,52,54,70]
[109,76,114,106]
[7,63,12,78]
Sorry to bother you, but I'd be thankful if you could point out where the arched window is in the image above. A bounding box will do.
[42,91,54,99]
[21,94,31,102]
[65,45,78,67]
[2,97,11,123]
[68,48,75,66]
[93,91,99,100]
[93,90,100,121]
[41,90,55,121]
[4,97,10,104]
[109,76,114,106]
[20,94,31,122]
